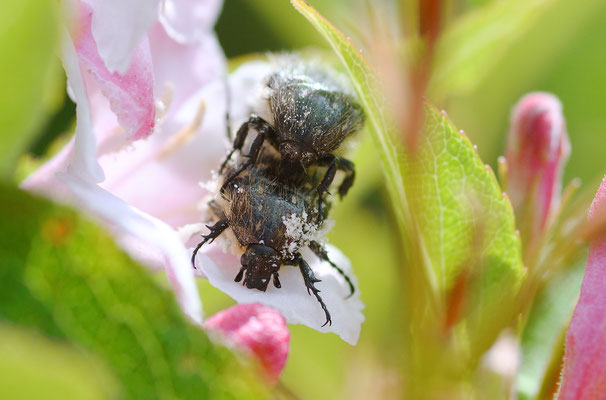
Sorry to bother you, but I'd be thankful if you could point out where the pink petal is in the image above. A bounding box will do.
[62,29,104,184]
[97,61,269,228]
[57,172,203,325]
[22,69,118,198]
[558,176,606,399]
[148,21,226,116]
[24,36,202,324]
[204,303,289,384]
[75,2,156,140]
[159,0,223,44]
[97,78,227,228]
[82,0,161,74]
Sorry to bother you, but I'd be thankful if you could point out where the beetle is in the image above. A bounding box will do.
[220,58,365,221]
[193,152,355,327]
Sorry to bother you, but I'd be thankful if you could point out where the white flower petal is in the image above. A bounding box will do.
[83,0,161,74]
[226,60,274,127]
[58,172,203,325]
[97,78,228,228]
[20,137,76,198]
[61,28,104,183]
[116,234,166,272]
[96,61,272,228]
[148,22,226,116]
[158,0,223,44]
[199,242,365,345]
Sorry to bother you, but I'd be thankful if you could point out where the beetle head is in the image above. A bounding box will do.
[235,244,281,291]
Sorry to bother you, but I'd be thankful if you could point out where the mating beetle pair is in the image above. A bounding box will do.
[192,59,364,326]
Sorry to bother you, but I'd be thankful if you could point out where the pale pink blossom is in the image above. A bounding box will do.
[24,0,227,324]
[557,176,606,399]
[74,2,156,141]
[505,92,570,236]
[23,1,364,344]
[205,303,290,384]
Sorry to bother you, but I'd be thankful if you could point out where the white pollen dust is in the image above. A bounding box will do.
[281,211,334,257]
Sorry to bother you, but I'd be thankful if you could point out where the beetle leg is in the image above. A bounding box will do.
[315,156,337,223]
[191,218,229,267]
[272,271,281,289]
[335,158,355,198]
[315,155,356,222]
[296,253,332,327]
[221,129,266,192]
[309,241,355,298]
[219,115,274,174]
[234,265,246,283]
[220,120,248,174]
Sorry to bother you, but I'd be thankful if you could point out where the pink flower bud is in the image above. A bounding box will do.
[204,303,290,384]
[557,176,606,399]
[505,92,570,235]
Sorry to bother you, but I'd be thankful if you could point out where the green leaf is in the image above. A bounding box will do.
[410,104,525,355]
[0,184,268,399]
[292,0,525,360]
[0,0,61,178]
[0,322,120,400]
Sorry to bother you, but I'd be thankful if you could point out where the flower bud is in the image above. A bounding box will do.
[204,303,290,384]
[505,92,570,237]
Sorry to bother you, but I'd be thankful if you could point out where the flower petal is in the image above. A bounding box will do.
[21,136,77,199]
[62,28,104,184]
[57,172,203,325]
[204,303,289,384]
[82,0,161,74]
[558,176,606,399]
[75,2,155,140]
[96,61,272,228]
[199,243,365,345]
[148,21,226,116]
[96,79,225,228]
[158,0,223,44]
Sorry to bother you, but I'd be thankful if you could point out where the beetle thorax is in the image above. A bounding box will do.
[279,140,317,168]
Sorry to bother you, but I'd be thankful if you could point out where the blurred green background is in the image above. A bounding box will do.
[3,0,606,398]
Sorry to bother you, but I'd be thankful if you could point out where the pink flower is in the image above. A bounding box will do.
[505,92,570,237]
[557,176,606,399]
[205,303,290,384]
[73,2,156,141]
[23,0,364,346]
[24,0,225,324]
